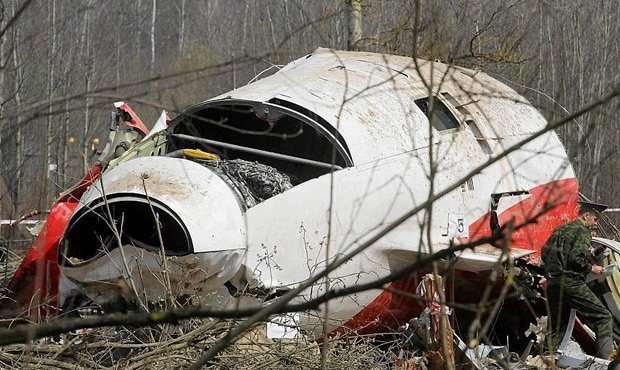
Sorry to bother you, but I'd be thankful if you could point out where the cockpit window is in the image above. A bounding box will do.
[414,97,460,131]
[167,99,352,191]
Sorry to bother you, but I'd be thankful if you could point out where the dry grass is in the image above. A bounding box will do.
[0,234,453,369]
[0,248,26,287]
[0,240,401,369]
[0,320,408,369]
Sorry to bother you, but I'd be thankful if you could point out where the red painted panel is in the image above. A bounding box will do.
[468,178,578,263]
[0,164,101,320]
[117,103,149,136]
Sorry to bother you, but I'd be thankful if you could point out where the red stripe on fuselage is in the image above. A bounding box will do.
[469,177,578,263]
[338,177,578,334]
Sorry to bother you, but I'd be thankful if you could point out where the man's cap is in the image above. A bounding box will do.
[579,201,608,214]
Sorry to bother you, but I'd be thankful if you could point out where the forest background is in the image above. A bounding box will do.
[0,0,618,230]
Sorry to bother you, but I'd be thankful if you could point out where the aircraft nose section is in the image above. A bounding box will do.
[59,156,247,266]
[58,156,247,307]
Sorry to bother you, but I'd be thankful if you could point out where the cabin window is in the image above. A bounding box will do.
[414,97,460,131]
[466,120,493,155]
[440,92,475,117]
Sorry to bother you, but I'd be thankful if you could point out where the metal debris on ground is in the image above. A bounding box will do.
[396,274,456,369]
[396,274,563,369]
[556,338,610,369]
[524,316,548,346]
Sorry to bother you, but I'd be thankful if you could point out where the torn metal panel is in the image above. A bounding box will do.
[61,244,245,308]
[113,101,149,136]
[142,109,169,142]
[592,237,620,254]
[451,244,534,272]
[557,338,609,369]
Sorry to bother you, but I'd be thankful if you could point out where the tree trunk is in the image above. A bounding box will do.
[136,0,142,57]
[62,89,69,189]
[150,0,157,75]
[116,8,121,91]
[10,1,23,217]
[0,9,4,219]
[179,0,185,55]
[81,0,92,174]
[266,5,277,54]
[241,1,250,56]
[347,0,362,51]
[283,0,294,56]
[44,0,57,206]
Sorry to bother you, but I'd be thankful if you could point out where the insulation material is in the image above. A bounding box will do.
[201,159,293,207]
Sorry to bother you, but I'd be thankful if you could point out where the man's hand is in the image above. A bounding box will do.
[592,264,605,275]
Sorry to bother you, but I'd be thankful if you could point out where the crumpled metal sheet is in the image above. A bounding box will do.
[61,244,245,310]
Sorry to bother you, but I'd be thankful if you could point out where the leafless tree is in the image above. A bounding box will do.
[0,1,618,369]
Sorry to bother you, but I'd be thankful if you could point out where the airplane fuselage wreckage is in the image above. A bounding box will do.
[3,48,620,361]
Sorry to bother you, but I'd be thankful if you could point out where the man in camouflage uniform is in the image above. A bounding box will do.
[540,201,613,359]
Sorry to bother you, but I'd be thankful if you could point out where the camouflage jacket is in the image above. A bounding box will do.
[540,220,592,282]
